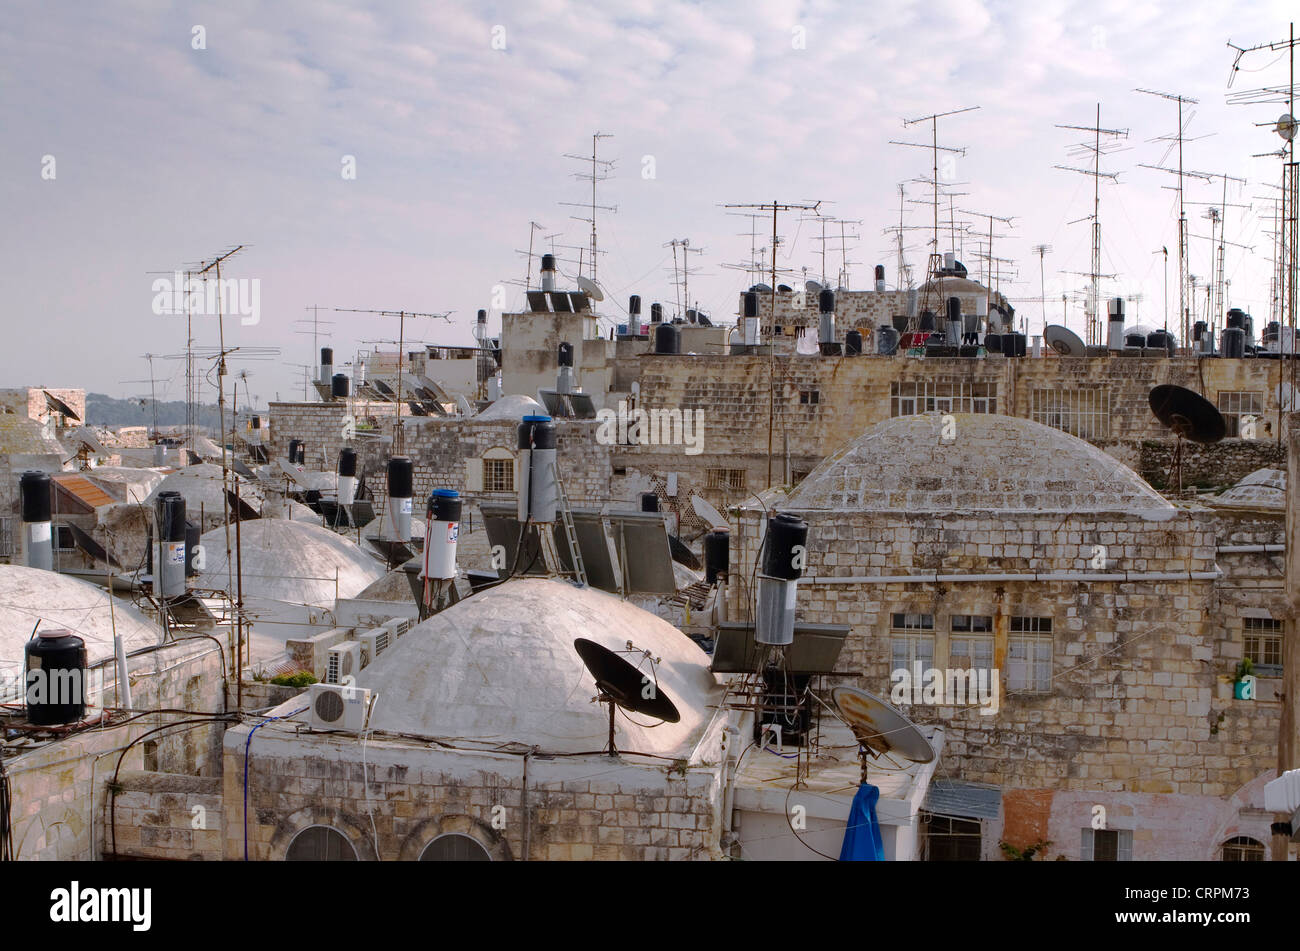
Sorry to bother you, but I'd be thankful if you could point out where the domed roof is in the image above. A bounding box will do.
[146,463,263,510]
[195,518,384,606]
[1212,467,1285,510]
[0,565,159,682]
[785,413,1175,517]
[475,394,544,422]
[358,578,723,757]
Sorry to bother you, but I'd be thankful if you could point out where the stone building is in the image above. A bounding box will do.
[729,412,1286,861]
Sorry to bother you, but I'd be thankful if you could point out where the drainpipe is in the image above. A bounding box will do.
[802,569,1223,584]
[1215,545,1284,554]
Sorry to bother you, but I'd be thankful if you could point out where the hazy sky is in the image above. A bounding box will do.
[2,0,1296,408]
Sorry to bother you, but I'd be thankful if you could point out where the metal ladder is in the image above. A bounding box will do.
[552,463,587,587]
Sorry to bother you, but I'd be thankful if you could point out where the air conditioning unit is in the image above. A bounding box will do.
[306,682,371,732]
[325,641,362,684]
[358,627,391,667]
[383,617,411,639]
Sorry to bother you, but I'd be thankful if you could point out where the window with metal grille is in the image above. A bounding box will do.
[1217,391,1264,438]
[1030,387,1111,439]
[285,826,358,861]
[1008,618,1052,692]
[1221,836,1265,861]
[891,613,935,672]
[482,457,514,492]
[706,468,747,491]
[921,813,982,861]
[1081,827,1132,861]
[1243,617,1283,675]
[890,381,997,417]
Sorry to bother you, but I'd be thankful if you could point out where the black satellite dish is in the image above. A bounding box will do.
[1149,384,1226,494]
[574,637,680,756]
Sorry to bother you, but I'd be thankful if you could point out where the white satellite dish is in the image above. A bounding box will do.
[1044,324,1086,357]
[690,494,729,531]
[1277,113,1296,142]
[576,275,605,302]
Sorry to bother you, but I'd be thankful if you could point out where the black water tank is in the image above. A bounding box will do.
[704,529,730,585]
[320,347,333,367]
[20,471,51,523]
[1227,308,1246,329]
[185,521,201,577]
[651,302,664,323]
[640,491,659,512]
[25,629,87,726]
[541,253,556,271]
[984,333,1003,353]
[331,373,349,398]
[947,297,961,323]
[819,289,835,313]
[1146,330,1174,357]
[919,311,937,332]
[1222,327,1245,358]
[558,342,574,367]
[157,490,186,543]
[743,292,759,318]
[338,448,357,478]
[288,438,301,463]
[387,456,414,498]
[1125,333,1146,348]
[628,295,641,316]
[845,330,863,355]
[1193,321,1208,341]
[877,326,900,355]
[428,488,462,523]
[1002,332,1026,357]
[654,322,681,354]
[761,513,809,580]
[516,416,557,450]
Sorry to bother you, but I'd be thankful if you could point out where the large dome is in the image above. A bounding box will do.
[786,413,1175,517]
[358,578,723,757]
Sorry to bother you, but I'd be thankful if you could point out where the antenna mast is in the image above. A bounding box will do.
[561,132,616,282]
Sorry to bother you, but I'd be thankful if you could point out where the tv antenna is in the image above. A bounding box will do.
[334,308,451,453]
[1032,244,1053,336]
[1056,104,1129,345]
[560,132,616,282]
[663,238,707,319]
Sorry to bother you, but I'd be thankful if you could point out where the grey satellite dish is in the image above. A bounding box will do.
[805,279,824,294]
[1277,113,1296,142]
[576,275,605,302]
[831,686,934,764]
[690,494,728,531]
[752,283,772,293]
[1044,324,1086,357]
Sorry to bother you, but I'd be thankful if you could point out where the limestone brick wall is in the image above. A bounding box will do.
[223,730,724,861]
[105,771,223,860]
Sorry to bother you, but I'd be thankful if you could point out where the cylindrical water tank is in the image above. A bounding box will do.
[331,373,349,398]
[355,359,367,387]
[1146,330,1174,357]
[517,415,558,524]
[877,326,900,355]
[1001,332,1026,358]
[557,342,575,368]
[386,456,414,541]
[337,448,358,505]
[1125,333,1146,349]
[155,490,186,599]
[20,470,53,572]
[1222,327,1245,358]
[818,290,836,346]
[651,302,663,323]
[654,322,681,354]
[874,264,886,293]
[1227,308,1246,329]
[422,489,461,581]
[756,514,811,645]
[761,513,808,581]
[640,492,659,513]
[919,311,936,332]
[628,295,641,336]
[704,529,730,585]
[320,347,334,383]
[541,253,557,291]
[25,629,87,726]
[845,330,863,355]
[906,288,919,319]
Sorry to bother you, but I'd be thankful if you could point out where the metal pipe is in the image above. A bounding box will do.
[803,568,1223,584]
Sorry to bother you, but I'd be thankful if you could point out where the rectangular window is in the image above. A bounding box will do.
[54,525,76,551]
[1081,828,1132,861]
[1008,617,1052,692]
[706,468,747,491]
[482,458,514,493]
[1243,617,1283,675]
[921,813,982,861]
[799,389,820,405]
[891,612,935,671]
[1217,391,1264,438]
[890,381,997,418]
[1030,387,1111,440]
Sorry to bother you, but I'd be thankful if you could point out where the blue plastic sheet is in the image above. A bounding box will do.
[839,782,885,861]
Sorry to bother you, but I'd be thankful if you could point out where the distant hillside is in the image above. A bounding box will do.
[86,393,225,429]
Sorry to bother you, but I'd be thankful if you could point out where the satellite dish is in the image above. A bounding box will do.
[576,276,605,302]
[1044,324,1086,357]
[1277,113,1296,142]
[805,280,824,294]
[574,638,680,756]
[690,494,729,531]
[1149,385,1226,444]
[751,283,773,293]
[831,686,934,764]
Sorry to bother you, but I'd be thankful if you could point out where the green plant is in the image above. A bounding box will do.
[270,671,318,688]
[1235,657,1255,681]
[999,839,1052,861]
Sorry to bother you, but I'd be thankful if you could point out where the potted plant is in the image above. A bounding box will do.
[1233,658,1255,700]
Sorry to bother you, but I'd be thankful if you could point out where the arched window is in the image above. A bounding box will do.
[1221,836,1265,862]
[420,833,491,861]
[286,826,358,861]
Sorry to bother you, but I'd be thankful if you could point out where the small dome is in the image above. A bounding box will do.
[146,463,263,510]
[785,413,1175,517]
[358,578,722,757]
[1212,468,1285,509]
[475,394,544,421]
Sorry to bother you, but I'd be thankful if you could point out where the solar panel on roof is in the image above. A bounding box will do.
[568,292,589,312]
[550,292,573,313]
[526,291,550,313]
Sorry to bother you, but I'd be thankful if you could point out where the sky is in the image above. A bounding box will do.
[1,0,1297,409]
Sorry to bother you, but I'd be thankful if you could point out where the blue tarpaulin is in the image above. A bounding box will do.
[839,782,885,861]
